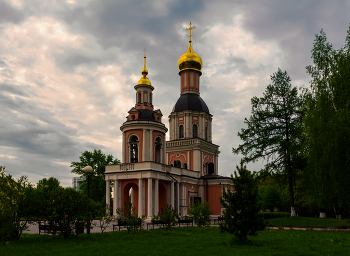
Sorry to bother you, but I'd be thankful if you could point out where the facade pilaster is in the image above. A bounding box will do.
[149,129,153,161]
[142,129,146,161]
[185,113,190,138]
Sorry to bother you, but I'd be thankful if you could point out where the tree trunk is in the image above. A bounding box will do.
[285,118,295,217]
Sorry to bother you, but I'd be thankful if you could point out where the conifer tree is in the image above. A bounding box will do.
[220,160,266,242]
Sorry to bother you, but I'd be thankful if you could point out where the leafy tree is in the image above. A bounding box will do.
[220,160,266,242]
[233,68,304,216]
[303,28,350,216]
[189,201,212,227]
[0,168,40,244]
[262,185,281,212]
[70,149,120,202]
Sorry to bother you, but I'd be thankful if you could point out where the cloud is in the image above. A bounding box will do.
[0,0,25,24]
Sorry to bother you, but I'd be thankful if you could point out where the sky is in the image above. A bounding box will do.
[1,0,350,187]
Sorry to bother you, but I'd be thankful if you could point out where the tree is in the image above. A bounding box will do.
[70,149,120,202]
[233,68,304,216]
[220,160,266,242]
[0,167,39,244]
[303,28,350,217]
[37,177,61,190]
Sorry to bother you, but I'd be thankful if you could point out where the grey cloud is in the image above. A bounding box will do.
[0,83,29,97]
[0,0,25,24]
[0,59,7,67]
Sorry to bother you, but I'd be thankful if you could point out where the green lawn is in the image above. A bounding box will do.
[2,227,350,256]
[268,216,350,228]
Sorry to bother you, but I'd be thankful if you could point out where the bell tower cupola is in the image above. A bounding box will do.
[177,22,202,95]
[120,50,168,164]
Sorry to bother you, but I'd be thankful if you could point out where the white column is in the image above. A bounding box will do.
[201,115,205,139]
[209,119,212,142]
[148,178,153,217]
[170,181,174,208]
[215,155,219,175]
[183,183,187,215]
[113,180,118,216]
[122,132,126,163]
[176,182,180,214]
[149,129,153,162]
[106,180,110,207]
[138,178,144,217]
[154,179,159,215]
[131,187,134,206]
[142,129,146,162]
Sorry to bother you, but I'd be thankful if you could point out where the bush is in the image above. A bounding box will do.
[116,203,145,233]
[153,204,179,229]
[189,201,212,227]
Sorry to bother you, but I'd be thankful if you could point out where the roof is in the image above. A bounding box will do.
[200,174,231,180]
[126,109,160,122]
[172,93,210,114]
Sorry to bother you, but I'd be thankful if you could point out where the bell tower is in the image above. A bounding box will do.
[121,51,168,164]
[166,22,220,176]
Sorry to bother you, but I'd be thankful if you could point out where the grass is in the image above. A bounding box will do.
[2,227,350,256]
[268,216,350,229]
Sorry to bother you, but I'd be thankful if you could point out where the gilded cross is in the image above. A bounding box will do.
[186,22,196,42]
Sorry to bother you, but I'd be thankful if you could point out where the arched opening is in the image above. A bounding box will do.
[159,183,167,214]
[205,127,208,140]
[193,124,198,138]
[149,93,152,105]
[208,162,214,175]
[129,135,139,163]
[179,125,184,139]
[138,93,141,103]
[122,182,139,216]
[174,160,181,168]
[155,137,162,163]
[183,163,187,169]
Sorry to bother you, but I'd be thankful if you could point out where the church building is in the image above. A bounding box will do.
[104,23,232,218]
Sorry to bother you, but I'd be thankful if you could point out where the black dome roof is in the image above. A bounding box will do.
[172,93,210,114]
[126,109,156,122]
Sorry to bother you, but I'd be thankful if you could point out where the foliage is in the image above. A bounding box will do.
[220,160,266,241]
[36,177,60,190]
[70,149,120,202]
[267,216,350,228]
[233,68,304,216]
[188,201,212,227]
[116,203,145,233]
[153,204,179,229]
[261,185,281,212]
[0,167,40,244]
[303,28,350,214]
[258,212,290,219]
[48,187,95,238]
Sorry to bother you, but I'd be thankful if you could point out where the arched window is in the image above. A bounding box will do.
[155,137,162,163]
[174,160,181,168]
[193,124,198,138]
[179,125,184,139]
[149,93,152,105]
[183,163,187,169]
[205,127,208,140]
[208,162,214,175]
[129,135,139,163]
[138,93,141,103]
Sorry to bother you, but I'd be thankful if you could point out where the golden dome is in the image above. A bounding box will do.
[137,54,152,86]
[178,22,202,73]
[178,42,202,73]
